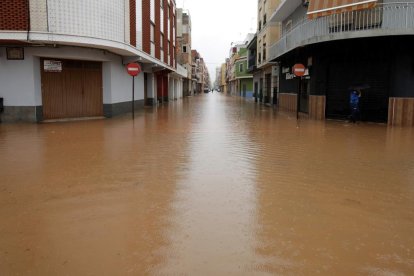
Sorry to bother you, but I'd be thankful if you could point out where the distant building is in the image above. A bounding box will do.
[191,50,210,93]
[176,9,194,96]
[214,67,221,90]
[220,62,228,94]
[226,34,255,97]
[235,48,254,98]
[247,34,258,100]
[256,0,282,105]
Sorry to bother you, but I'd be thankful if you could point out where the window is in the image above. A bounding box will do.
[239,63,244,73]
[160,0,163,9]
[285,20,293,34]
[263,14,267,26]
[160,34,164,49]
[183,45,187,53]
[150,0,155,21]
[258,6,262,31]
[150,23,155,42]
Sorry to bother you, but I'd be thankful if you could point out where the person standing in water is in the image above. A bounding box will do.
[349,89,361,123]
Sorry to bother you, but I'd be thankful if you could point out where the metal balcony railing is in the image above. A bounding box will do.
[270,3,414,60]
[248,55,256,67]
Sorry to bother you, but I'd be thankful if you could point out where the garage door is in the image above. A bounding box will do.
[41,59,103,120]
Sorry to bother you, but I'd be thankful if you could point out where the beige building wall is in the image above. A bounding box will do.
[220,63,226,85]
[255,0,283,104]
[257,0,281,68]
[29,0,48,32]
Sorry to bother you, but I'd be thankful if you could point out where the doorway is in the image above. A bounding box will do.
[265,74,271,104]
[41,58,103,120]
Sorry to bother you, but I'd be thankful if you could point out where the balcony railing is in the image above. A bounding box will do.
[270,3,414,60]
[248,55,256,68]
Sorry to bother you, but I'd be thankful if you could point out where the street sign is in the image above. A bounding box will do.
[127,63,141,76]
[293,63,306,77]
[44,60,62,72]
[126,63,141,120]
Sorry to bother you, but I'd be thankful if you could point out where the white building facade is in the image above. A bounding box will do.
[0,0,184,122]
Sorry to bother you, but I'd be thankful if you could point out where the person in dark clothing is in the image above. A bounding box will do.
[349,89,361,123]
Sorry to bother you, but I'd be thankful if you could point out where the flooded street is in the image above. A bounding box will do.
[1,94,414,275]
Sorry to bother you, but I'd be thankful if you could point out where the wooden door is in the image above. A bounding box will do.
[64,60,84,118]
[41,59,103,120]
[157,74,163,101]
[82,62,103,117]
[41,64,66,119]
[144,73,148,103]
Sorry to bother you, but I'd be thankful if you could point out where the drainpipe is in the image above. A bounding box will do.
[26,0,31,41]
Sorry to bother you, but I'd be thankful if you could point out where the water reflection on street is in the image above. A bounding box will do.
[1,94,413,275]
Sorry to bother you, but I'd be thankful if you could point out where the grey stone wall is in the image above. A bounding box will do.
[0,106,42,123]
[103,100,145,118]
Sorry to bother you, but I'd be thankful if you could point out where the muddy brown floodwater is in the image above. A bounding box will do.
[1,94,414,275]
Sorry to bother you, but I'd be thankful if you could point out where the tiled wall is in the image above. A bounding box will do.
[0,0,28,31]
[47,0,125,43]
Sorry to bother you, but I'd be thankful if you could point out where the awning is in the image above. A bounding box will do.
[307,0,377,19]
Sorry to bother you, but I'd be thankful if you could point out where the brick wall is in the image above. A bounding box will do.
[163,0,168,64]
[182,54,189,64]
[0,0,29,31]
[142,0,151,54]
[169,3,174,67]
[154,0,160,59]
[183,34,189,44]
[130,0,136,47]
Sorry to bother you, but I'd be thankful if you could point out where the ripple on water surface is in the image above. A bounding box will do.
[0,94,414,275]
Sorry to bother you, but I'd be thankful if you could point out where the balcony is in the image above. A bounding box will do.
[248,55,257,72]
[270,3,414,60]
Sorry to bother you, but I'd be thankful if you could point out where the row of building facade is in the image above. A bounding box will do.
[218,0,414,126]
[0,0,210,122]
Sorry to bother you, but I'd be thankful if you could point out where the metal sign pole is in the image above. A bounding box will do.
[297,77,300,121]
[293,63,305,122]
[126,62,141,120]
[132,76,135,120]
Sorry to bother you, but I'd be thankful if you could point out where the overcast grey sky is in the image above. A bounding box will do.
[176,0,258,84]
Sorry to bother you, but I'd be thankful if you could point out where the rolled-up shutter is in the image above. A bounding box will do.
[307,0,377,19]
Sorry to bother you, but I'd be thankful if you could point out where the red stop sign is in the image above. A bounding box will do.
[293,63,306,77]
[127,63,141,76]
